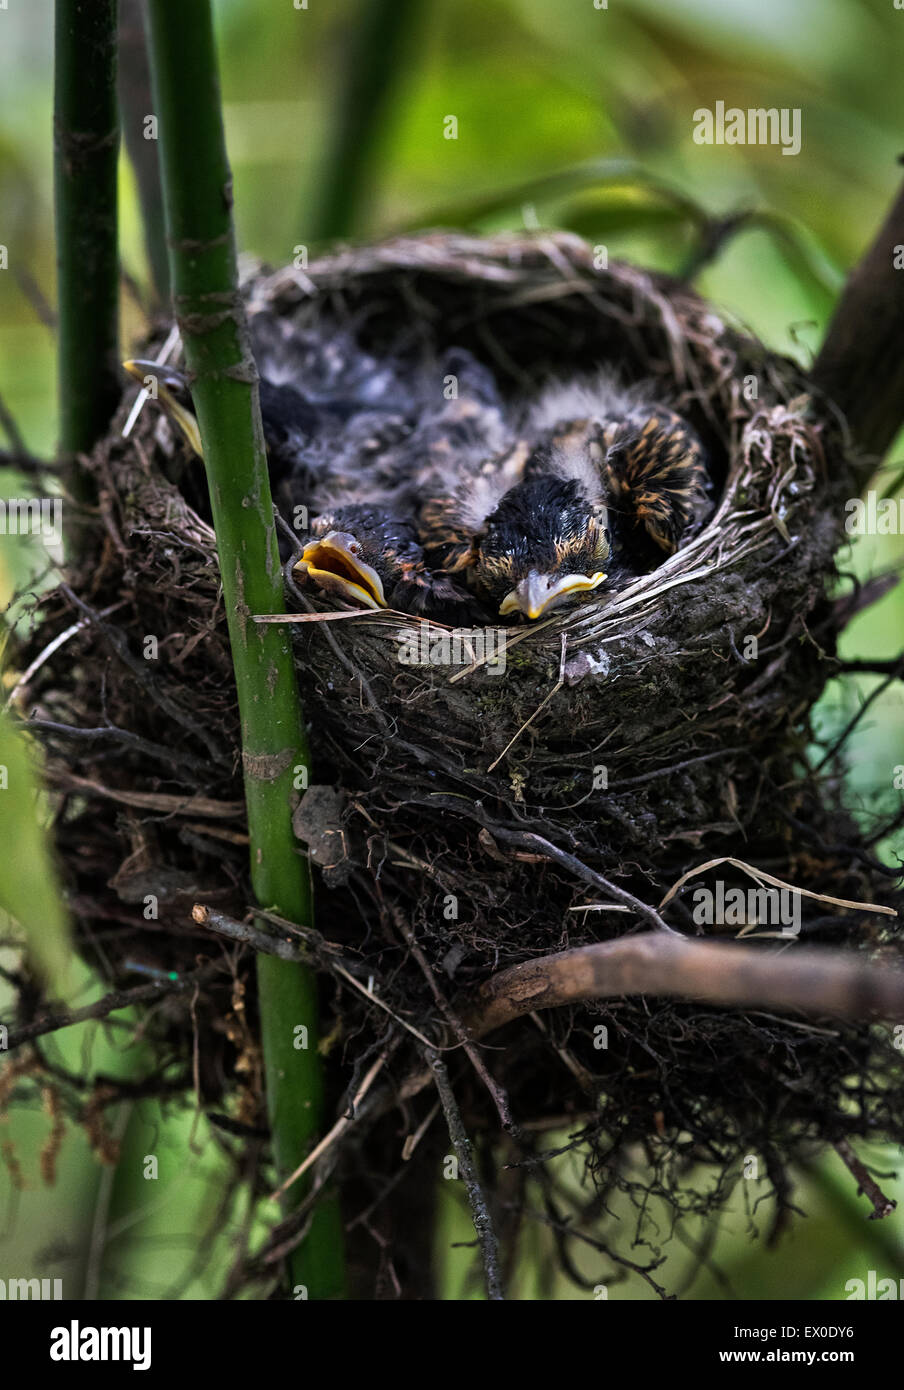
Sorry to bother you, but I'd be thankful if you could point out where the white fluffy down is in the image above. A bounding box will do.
[526,369,653,433]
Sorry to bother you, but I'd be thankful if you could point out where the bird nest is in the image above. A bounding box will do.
[17,232,904,1297]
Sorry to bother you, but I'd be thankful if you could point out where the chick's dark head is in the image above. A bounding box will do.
[295,505,421,610]
[472,476,611,620]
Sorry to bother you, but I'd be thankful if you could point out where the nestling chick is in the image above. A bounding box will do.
[295,504,478,620]
[125,340,506,620]
[125,341,711,624]
[417,375,712,619]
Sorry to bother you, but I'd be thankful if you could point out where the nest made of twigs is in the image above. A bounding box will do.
[17,232,904,1296]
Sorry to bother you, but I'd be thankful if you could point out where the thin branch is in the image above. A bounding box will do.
[0,389,32,458]
[25,717,212,776]
[392,906,516,1132]
[269,1051,391,1204]
[425,1048,506,1301]
[813,177,904,469]
[192,904,302,961]
[813,657,904,773]
[195,904,439,1047]
[833,1139,898,1220]
[836,657,904,677]
[5,964,220,1050]
[459,934,904,1038]
[44,768,245,820]
[421,798,679,936]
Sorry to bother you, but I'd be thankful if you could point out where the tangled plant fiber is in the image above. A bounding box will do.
[14,233,904,1298]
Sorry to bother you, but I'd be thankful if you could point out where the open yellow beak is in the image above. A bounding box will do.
[294,532,388,610]
[123,359,204,458]
[499,569,606,620]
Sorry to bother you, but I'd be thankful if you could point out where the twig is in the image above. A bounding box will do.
[459,934,904,1038]
[45,769,245,820]
[192,904,301,961]
[837,657,904,677]
[611,747,747,789]
[833,1139,898,1220]
[195,904,439,1049]
[3,601,128,710]
[5,963,220,1050]
[813,659,904,774]
[25,718,212,776]
[366,930,904,1124]
[253,609,382,624]
[392,906,516,1131]
[403,792,677,933]
[813,177,904,468]
[425,1048,505,1301]
[269,1052,389,1203]
[402,1101,441,1161]
[480,824,678,935]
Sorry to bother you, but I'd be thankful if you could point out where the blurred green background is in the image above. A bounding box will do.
[1,0,903,1300]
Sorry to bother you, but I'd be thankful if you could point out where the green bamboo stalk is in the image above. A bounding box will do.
[309,0,423,241]
[54,0,121,467]
[145,0,345,1298]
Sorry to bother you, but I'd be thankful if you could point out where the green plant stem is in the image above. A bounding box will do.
[309,0,423,241]
[145,0,345,1298]
[53,0,121,472]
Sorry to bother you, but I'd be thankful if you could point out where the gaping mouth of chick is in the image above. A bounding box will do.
[499,569,606,620]
[122,359,204,458]
[294,532,387,610]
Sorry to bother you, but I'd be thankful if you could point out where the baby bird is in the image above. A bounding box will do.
[124,335,506,620]
[295,504,481,620]
[124,333,712,624]
[415,376,712,620]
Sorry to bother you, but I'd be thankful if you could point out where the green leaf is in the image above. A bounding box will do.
[396,157,708,234]
[0,705,71,994]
